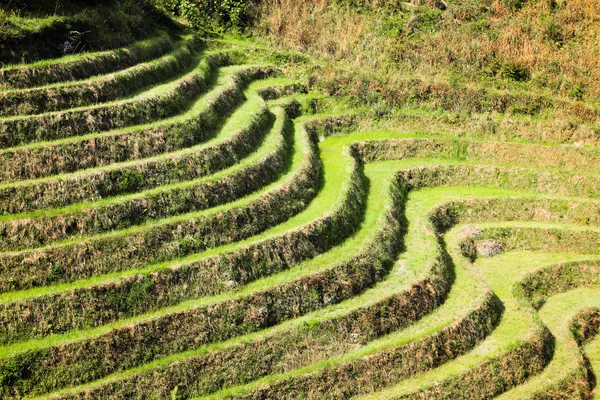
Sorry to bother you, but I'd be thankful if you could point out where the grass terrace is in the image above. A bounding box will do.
[1,0,600,398]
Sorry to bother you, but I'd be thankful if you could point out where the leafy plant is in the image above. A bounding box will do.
[570,84,584,100]
[500,62,531,82]
[405,7,444,35]
[504,0,527,10]
[153,0,258,32]
[544,20,564,46]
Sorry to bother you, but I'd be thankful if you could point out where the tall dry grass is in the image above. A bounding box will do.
[258,0,367,62]
[254,0,600,102]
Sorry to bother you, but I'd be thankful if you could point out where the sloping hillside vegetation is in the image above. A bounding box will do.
[0,0,599,398]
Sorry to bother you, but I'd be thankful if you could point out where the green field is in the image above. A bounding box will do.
[0,1,599,398]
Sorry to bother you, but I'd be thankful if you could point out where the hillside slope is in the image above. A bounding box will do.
[0,1,599,399]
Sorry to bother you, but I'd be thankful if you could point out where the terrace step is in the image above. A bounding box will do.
[0,51,244,148]
[0,32,175,89]
[0,65,273,183]
[0,35,201,117]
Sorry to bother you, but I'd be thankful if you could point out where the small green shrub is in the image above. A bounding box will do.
[115,169,145,193]
[504,0,527,10]
[451,140,468,161]
[500,62,531,82]
[377,13,409,38]
[570,84,584,100]
[0,357,29,388]
[544,20,564,46]
[154,0,258,32]
[50,264,64,280]
[405,7,444,35]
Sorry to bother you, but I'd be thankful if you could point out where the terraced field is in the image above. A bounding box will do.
[1,24,600,400]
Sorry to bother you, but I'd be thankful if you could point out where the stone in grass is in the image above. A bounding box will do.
[476,240,505,258]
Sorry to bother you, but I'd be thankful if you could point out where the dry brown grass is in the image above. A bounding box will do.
[254,0,600,102]
[258,0,367,62]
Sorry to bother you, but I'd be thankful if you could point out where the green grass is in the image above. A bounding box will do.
[0,101,289,304]
[0,113,328,358]
[0,12,68,37]
[0,35,193,97]
[10,141,600,398]
[0,52,204,123]
[0,62,229,155]
[0,82,269,244]
[6,116,600,399]
[360,247,598,399]
[499,285,600,398]
[3,13,600,400]
[194,181,598,399]
[26,131,399,400]
[0,65,264,213]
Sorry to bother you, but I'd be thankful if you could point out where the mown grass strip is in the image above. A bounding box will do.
[194,184,559,399]
[355,136,600,172]
[361,247,597,399]
[176,137,600,398]
[195,172,600,399]
[0,92,281,290]
[40,165,593,399]
[4,138,599,397]
[0,104,312,343]
[35,158,400,400]
[0,102,293,302]
[498,286,600,398]
[372,107,600,147]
